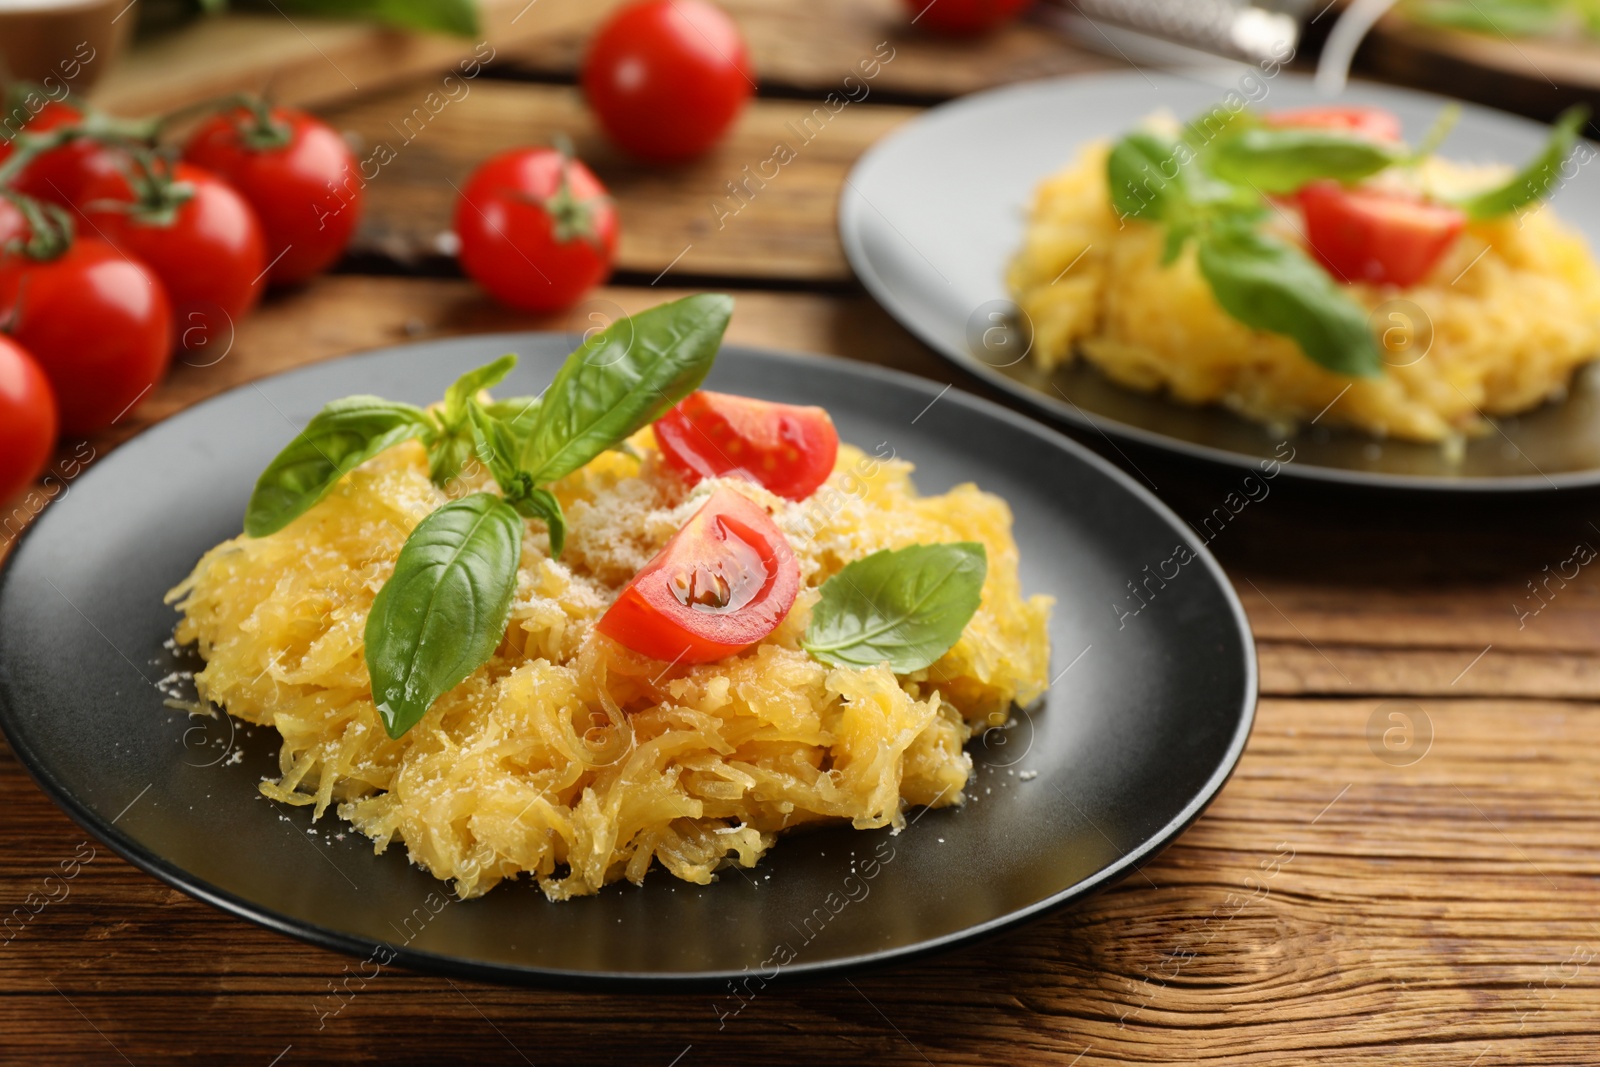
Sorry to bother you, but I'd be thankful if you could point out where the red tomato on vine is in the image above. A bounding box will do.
[184,106,362,286]
[453,145,618,312]
[79,160,266,352]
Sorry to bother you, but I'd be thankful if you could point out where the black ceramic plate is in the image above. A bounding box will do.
[839,71,1600,491]
[0,336,1255,989]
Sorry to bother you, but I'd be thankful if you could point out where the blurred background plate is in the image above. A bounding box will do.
[0,334,1256,988]
[839,70,1600,491]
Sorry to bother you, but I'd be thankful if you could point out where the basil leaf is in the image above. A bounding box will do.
[1107,131,1186,223]
[804,543,987,673]
[511,487,565,557]
[467,400,521,489]
[1206,128,1402,194]
[1197,227,1382,378]
[428,433,473,487]
[1455,105,1589,221]
[431,355,518,486]
[1404,0,1563,36]
[365,493,523,739]
[483,395,542,435]
[519,293,733,483]
[443,354,516,424]
[279,0,480,36]
[1182,105,1258,151]
[245,397,434,537]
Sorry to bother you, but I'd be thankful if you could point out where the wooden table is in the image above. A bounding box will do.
[5,4,1599,1063]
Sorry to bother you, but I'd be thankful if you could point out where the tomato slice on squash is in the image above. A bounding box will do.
[654,390,839,501]
[1296,179,1466,288]
[596,487,800,663]
[1265,105,1403,143]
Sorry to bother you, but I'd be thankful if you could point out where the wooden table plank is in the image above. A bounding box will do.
[5,282,1599,1063]
[89,0,626,117]
[501,0,1120,100]
[4,695,1597,1064]
[324,81,918,282]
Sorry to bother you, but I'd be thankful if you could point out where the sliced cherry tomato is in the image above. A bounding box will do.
[903,0,1032,34]
[0,238,172,435]
[0,100,125,208]
[183,106,361,286]
[1297,179,1466,288]
[1265,105,1403,143]
[79,161,266,353]
[654,390,838,501]
[597,487,799,663]
[454,146,618,312]
[582,0,753,162]
[0,336,58,504]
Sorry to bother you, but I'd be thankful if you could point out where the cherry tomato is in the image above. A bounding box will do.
[582,0,753,163]
[183,106,361,286]
[0,100,124,208]
[1265,105,1403,143]
[0,336,58,504]
[79,161,266,353]
[0,238,171,435]
[453,147,618,312]
[903,0,1032,35]
[1297,179,1466,288]
[655,391,839,501]
[597,487,799,663]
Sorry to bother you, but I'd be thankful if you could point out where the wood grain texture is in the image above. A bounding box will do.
[1363,13,1600,123]
[7,20,1600,1057]
[3,696,1598,1064]
[87,0,625,116]
[4,280,1600,1064]
[322,81,917,282]
[502,0,1119,99]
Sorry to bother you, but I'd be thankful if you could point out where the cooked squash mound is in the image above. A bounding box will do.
[168,436,1052,899]
[1008,142,1600,443]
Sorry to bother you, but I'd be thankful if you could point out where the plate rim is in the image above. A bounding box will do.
[0,333,1259,990]
[838,69,1600,494]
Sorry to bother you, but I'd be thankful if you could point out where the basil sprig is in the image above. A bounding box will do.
[1108,124,1380,377]
[1109,104,1594,376]
[243,294,736,738]
[804,543,987,673]
[364,493,523,739]
[244,398,434,537]
[467,400,567,555]
[1454,104,1590,221]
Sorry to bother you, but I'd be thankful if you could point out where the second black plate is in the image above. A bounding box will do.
[840,71,1600,491]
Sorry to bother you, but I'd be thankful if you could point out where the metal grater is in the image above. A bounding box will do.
[1042,0,1324,67]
